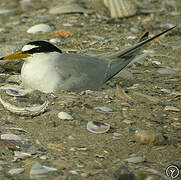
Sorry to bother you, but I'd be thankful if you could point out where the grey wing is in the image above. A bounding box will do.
[54,53,108,92]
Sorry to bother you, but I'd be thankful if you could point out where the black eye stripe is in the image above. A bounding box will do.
[23,41,62,54]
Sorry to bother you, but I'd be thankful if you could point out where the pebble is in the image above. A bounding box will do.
[114,166,137,180]
[94,106,113,112]
[124,156,145,163]
[58,112,73,120]
[8,168,24,175]
[0,160,8,165]
[27,24,52,34]
[160,88,171,93]
[113,133,122,137]
[152,61,161,65]
[132,92,159,104]
[80,172,89,177]
[14,151,32,159]
[0,9,12,14]
[49,38,61,45]
[122,119,135,124]
[39,155,48,160]
[52,160,70,170]
[69,170,78,175]
[1,133,22,141]
[62,23,72,27]
[135,130,167,146]
[0,166,3,171]
[157,68,176,74]
[164,106,180,112]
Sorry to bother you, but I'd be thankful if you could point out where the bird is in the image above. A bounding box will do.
[0,26,176,93]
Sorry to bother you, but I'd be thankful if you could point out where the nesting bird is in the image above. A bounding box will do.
[0,26,176,93]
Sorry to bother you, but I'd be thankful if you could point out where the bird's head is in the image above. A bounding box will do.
[0,41,62,61]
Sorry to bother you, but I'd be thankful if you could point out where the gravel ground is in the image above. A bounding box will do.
[0,0,180,180]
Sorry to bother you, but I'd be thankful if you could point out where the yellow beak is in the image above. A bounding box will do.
[0,51,30,60]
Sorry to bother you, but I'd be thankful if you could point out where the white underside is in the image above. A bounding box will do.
[21,52,60,93]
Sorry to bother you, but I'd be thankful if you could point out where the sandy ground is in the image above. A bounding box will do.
[0,0,180,179]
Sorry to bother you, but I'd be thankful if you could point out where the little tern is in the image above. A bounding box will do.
[0,26,176,93]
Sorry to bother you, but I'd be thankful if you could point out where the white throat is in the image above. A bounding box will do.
[21,52,61,93]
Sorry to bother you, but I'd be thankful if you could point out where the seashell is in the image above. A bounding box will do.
[58,112,73,120]
[27,24,52,34]
[6,75,21,84]
[49,38,61,45]
[0,85,32,97]
[157,68,176,74]
[1,133,22,141]
[14,151,32,159]
[0,9,13,15]
[164,106,180,112]
[30,162,57,178]
[87,121,110,134]
[135,130,167,146]
[49,3,92,15]
[124,156,145,163]
[8,168,24,175]
[0,96,49,116]
[104,0,136,18]
[94,106,112,112]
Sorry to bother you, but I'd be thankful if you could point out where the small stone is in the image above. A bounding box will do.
[113,133,122,137]
[152,61,161,65]
[80,172,89,177]
[95,106,112,112]
[124,156,145,163]
[122,119,135,124]
[160,89,171,93]
[0,9,12,14]
[39,155,48,160]
[8,168,24,175]
[0,166,3,171]
[114,166,137,180]
[135,130,167,146]
[14,151,32,159]
[1,134,22,141]
[62,23,72,27]
[164,106,180,112]
[157,68,176,74]
[69,170,78,175]
[52,160,70,170]
[58,112,73,120]
[49,38,61,45]
[27,24,52,34]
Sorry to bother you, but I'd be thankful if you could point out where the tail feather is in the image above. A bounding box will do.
[104,26,176,82]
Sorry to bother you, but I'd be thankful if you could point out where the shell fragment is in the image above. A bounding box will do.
[0,96,49,116]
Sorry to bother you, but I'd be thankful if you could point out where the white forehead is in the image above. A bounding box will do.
[22,44,38,51]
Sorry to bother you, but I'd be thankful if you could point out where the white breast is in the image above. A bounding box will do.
[21,52,60,93]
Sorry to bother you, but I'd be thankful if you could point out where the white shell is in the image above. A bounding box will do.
[0,96,49,116]
[27,24,52,34]
[1,133,22,141]
[124,156,145,163]
[94,106,112,112]
[8,168,24,175]
[49,38,61,45]
[87,121,110,134]
[30,162,57,178]
[0,85,32,97]
[58,112,73,120]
